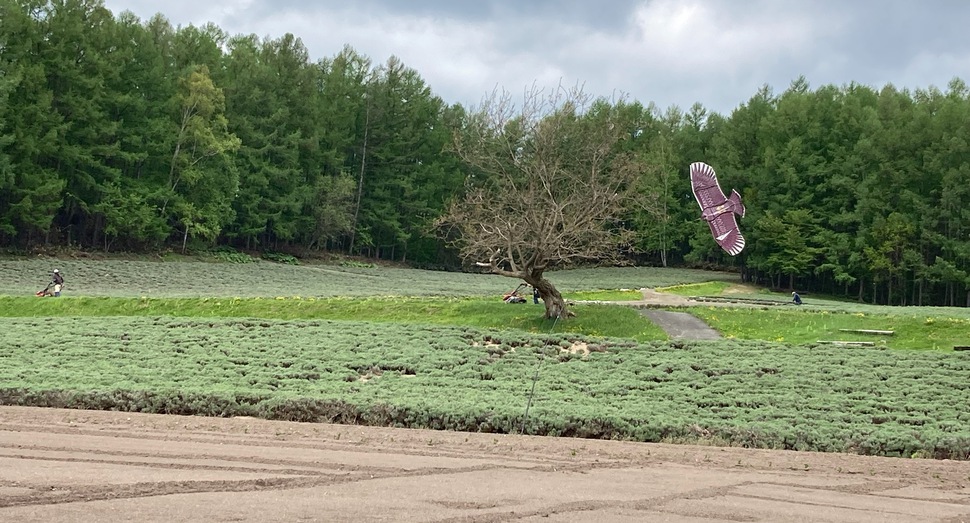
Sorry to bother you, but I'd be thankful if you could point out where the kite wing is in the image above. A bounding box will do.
[689,162,746,256]
[689,162,726,213]
[707,207,745,256]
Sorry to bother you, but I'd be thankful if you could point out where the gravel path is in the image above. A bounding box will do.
[587,288,736,340]
[640,309,721,339]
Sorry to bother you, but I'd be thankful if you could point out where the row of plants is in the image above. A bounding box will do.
[0,296,665,341]
[2,316,967,459]
[0,259,738,298]
[3,291,968,348]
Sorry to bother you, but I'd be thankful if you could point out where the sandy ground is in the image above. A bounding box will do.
[1,406,968,522]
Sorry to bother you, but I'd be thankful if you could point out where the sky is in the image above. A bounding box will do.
[100,0,970,116]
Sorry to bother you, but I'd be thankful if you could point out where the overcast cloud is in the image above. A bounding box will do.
[101,0,970,115]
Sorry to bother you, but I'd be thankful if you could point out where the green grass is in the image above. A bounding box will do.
[3,284,970,350]
[656,281,732,297]
[3,258,970,349]
[566,289,643,301]
[691,307,970,350]
[0,295,667,342]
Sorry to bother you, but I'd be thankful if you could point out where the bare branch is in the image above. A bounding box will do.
[436,83,655,318]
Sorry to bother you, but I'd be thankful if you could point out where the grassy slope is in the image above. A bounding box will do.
[1,258,969,457]
[5,258,968,348]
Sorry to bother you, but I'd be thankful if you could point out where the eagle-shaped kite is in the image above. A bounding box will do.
[689,162,746,255]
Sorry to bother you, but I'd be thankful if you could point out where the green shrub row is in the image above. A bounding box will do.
[2,387,966,460]
[1,316,968,459]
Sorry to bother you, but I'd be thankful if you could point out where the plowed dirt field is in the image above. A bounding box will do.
[1,406,968,522]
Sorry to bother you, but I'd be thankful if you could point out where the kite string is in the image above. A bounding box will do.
[519,269,592,434]
[520,312,560,434]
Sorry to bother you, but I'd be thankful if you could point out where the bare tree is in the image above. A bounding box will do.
[438,85,648,319]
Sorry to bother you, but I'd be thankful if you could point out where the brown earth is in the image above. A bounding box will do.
[1,406,968,522]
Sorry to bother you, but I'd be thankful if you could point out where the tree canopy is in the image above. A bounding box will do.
[438,86,649,318]
[1,2,970,307]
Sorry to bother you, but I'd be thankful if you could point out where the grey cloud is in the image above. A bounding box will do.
[102,0,970,115]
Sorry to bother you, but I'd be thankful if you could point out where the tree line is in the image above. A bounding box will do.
[2,0,969,306]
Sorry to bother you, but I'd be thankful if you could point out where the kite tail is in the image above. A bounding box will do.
[729,190,745,217]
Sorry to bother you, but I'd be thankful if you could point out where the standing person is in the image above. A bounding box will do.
[52,269,64,297]
[532,285,540,304]
[791,291,801,305]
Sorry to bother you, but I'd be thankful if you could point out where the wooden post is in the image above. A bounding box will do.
[816,340,876,347]
[838,329,894,336]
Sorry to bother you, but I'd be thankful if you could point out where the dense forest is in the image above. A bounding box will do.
[2,0,970,306]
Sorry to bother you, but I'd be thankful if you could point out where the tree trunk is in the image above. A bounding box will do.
[528,277,573,320]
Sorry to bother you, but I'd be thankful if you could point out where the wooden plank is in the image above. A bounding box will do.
[689,296,783,306]
[838,329,894,336]
[955,346,970,351]
[816,340,875,347]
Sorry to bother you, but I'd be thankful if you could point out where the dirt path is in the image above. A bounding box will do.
[1,406,967,522]
[640,310,721,339]
[593,288,729,340]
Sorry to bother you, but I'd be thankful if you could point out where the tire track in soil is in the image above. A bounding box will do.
[2,407,969,522]
[1,429,600,510]
[0,461,551,509]
[430,482,761,523]
[0,422,575,467]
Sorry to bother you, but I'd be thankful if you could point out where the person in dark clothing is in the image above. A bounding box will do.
[51,269,64,297]
[791,291,801,305]
[532,286,540,304]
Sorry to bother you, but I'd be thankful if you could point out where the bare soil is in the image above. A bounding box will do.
[1,406,968,522]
